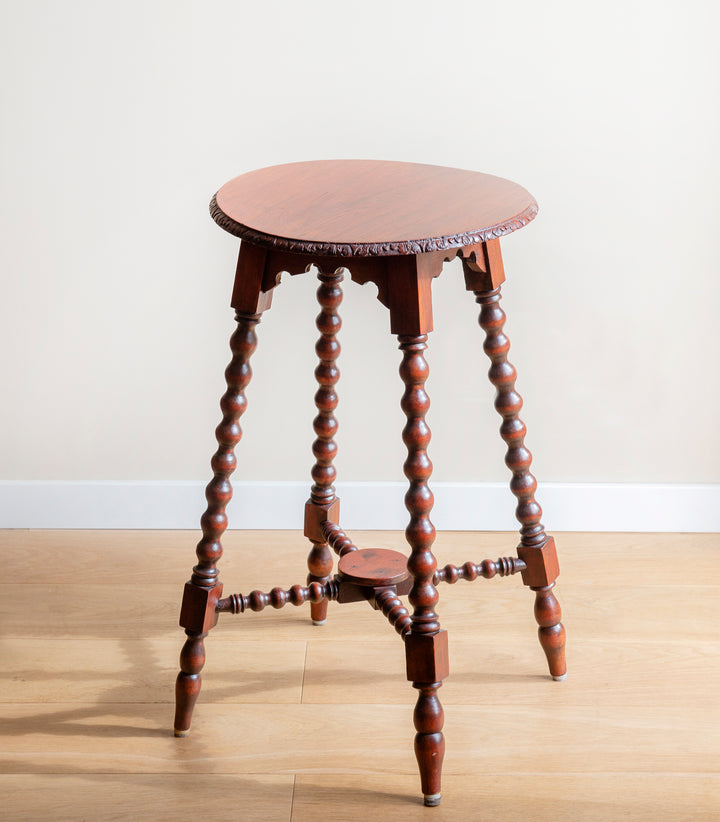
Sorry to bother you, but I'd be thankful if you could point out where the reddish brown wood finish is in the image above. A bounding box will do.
[177,160,566,806]
[216,579,339,615]
[375,587,413,638]
[309,268,343,507]
[212,160,537,256]
[473,282,566,680]
[399,335,438,631]
[321,521,360,558]
[174,311,260,736]
[533,584,567,680]
[229,242,455,336]
[461,237,506,291]
[305,267,343,624]
[434,555,526,584]
[398,333,447,806]
[337,548,410,587]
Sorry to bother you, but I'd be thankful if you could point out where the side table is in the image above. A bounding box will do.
[174,160,566,806]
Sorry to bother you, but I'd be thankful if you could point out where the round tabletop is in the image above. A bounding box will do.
[211,160,537,257]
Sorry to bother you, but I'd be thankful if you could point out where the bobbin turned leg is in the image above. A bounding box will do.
[174,310,262,735]
[463,240,566,680]
[176,239,279,738]
[399,334,448,806]
[305,267,343,625]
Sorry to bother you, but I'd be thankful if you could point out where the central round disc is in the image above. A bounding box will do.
[337,548,410,587]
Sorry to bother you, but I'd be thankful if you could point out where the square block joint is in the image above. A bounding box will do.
[405,629,449,683]
[461,239,506,292]
[179,582,223,634]
[304,498,341,543]
[518,536,560,588]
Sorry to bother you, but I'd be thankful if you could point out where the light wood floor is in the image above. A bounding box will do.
[0,530,718,821]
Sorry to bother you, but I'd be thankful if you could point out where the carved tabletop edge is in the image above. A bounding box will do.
[209,194,538,258]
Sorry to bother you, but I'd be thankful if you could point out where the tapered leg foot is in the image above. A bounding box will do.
[174,632,206,736]
[533,584,567,680]
[307,539,333,625]
[413,685,445,806]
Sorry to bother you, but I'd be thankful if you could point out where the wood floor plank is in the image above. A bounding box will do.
[302,637,720,708]
[0,529,315,586]
[292,773,720,822]
[1,702,717,776]
[0,774,294,822]
[2,580,716,642]
[0,582,378,639]
[3,771,716,822]
[0,638,306,704]
[5,630,715,710]
[437,582,720,643]
[1,529,719,819]
[3,530,717,585]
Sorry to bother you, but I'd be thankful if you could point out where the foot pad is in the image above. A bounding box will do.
[552,673,567,681]
[174,728,190,738]
[424,793,442,807]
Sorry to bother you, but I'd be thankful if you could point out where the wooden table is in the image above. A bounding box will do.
[174,160,566,807]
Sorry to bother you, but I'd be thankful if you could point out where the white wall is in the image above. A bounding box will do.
[1,1,718,527]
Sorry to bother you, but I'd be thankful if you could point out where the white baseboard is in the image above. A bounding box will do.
[0,480,718,532]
